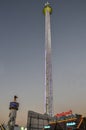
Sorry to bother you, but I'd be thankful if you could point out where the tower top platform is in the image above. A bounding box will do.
[43,2,52,15]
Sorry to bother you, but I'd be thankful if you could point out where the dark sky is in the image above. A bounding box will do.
[0,0,86,126]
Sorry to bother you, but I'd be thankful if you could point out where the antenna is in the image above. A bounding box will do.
[45,2,49,6]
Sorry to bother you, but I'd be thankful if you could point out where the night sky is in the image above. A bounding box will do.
[0,0,86,126]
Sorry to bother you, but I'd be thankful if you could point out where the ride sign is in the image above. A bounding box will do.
[55,110,72,117]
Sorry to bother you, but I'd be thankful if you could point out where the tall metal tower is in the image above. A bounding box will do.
[8,96,19,130]
[43,2,53,117]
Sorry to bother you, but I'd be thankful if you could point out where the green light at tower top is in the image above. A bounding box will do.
[43,2,52,15]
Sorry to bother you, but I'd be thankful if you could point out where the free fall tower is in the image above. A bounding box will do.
[43,2,53,117]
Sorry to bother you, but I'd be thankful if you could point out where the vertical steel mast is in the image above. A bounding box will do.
[43,2,53,117]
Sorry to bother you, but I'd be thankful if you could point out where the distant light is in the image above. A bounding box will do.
[44,125,50,129]
[66,122,76,126]
[21,127,24,130]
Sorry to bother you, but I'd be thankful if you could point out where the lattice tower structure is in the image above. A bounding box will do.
[43,2,53,117]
